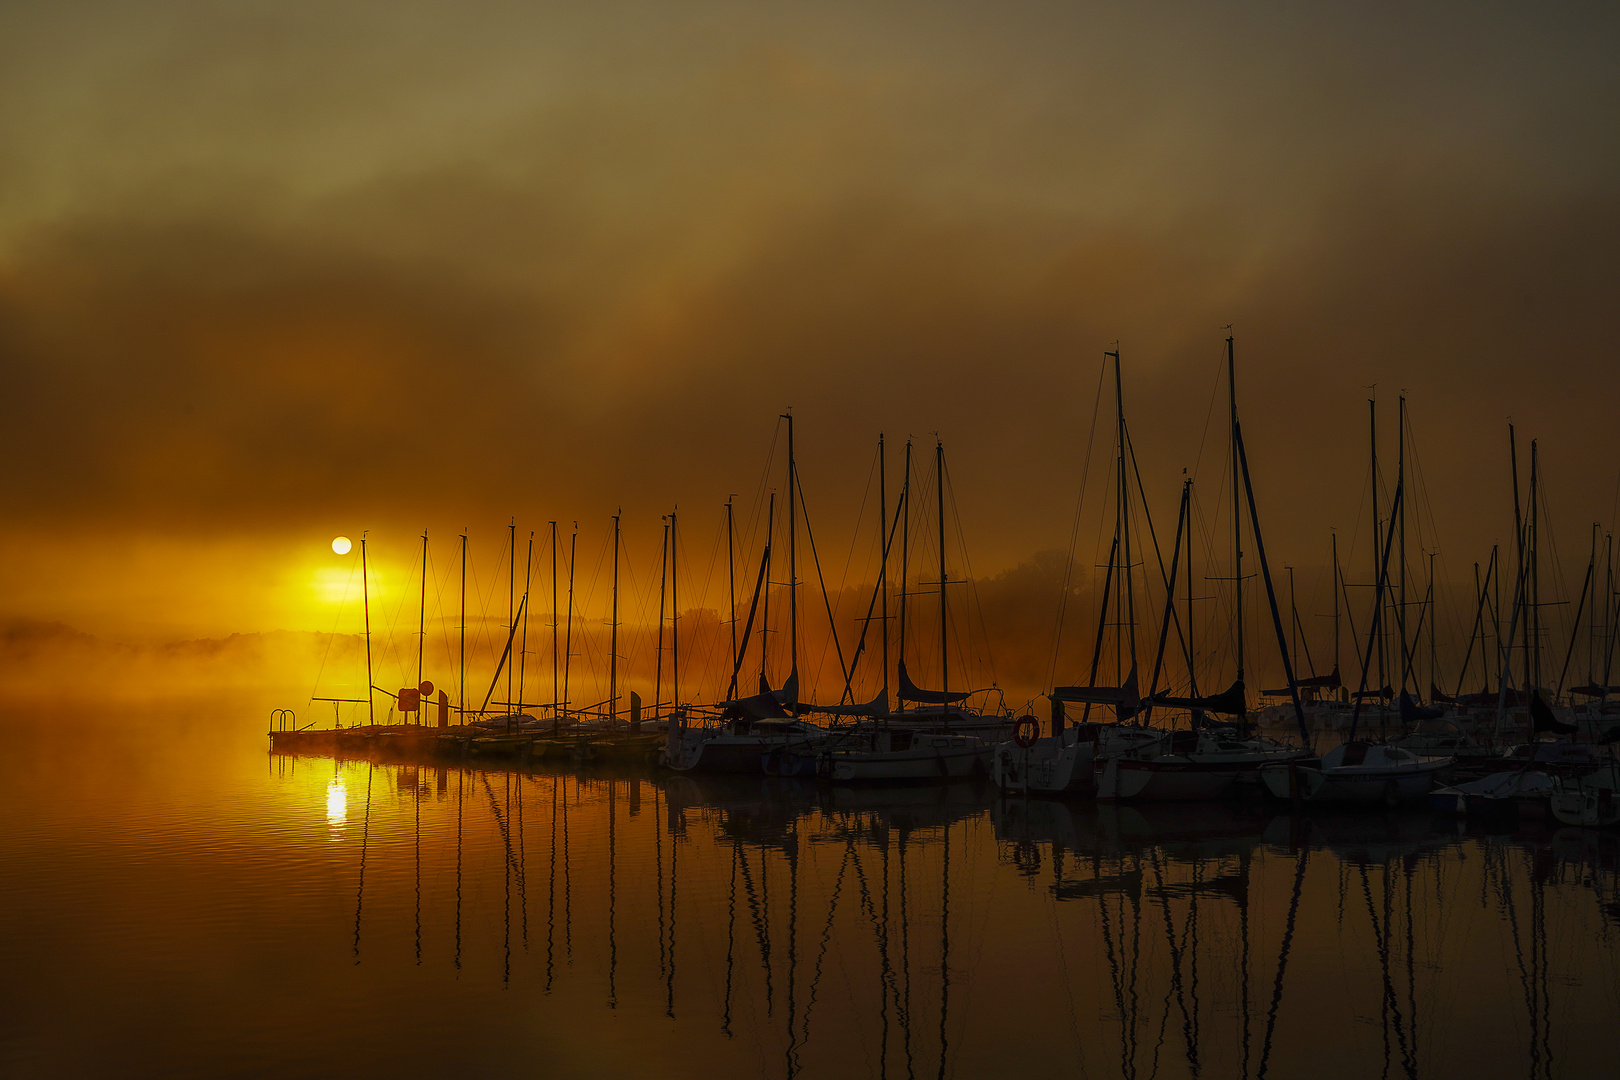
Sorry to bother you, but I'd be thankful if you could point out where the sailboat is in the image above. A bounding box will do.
[1088,339,1313,801]
[664,417,832,773]
[1549,758,1620,828]
[1259,475,1451,804]
[817,436,998,781]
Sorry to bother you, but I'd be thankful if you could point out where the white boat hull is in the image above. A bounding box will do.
[1260,759,1448,804]
[991,740,1095,795]
[824,738,990,782]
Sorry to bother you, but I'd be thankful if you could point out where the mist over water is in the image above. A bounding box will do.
[4,689,1619,1079]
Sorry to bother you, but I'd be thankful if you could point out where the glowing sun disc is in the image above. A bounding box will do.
[332,536,352,555]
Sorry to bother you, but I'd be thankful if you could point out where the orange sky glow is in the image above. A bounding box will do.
[2,1,1618,707]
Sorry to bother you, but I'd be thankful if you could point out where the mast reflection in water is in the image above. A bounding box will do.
[5,743,1620,1080]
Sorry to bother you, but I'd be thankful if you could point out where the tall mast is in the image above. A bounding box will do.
[1471,559,1484,691]
[519,532,533,711]
[611,513,620,724]
[900,441,912,690]
[1186,478,1198,697]
[1492,543,1502,689]
[879,434,890,698]
[937,438,948,707]
[760,493,774,685]
[564,525,577,719]
[656,520,668,711]
[1371,398,1384,694]
[725,497,737,699]
[418,530,428,698]
[1229,335,1243,686]
[1111,347,1136,680]
[459,531,466,723]
[1427,551,1436,699]
[784,412,798,707]
[1605,533,1616,687]
[1398,395,1408,694]
[670,511,678,710]
[508,520,515,714]
[1509,426,1524,694]
[550,522,559,720]
[1588,524,1600,684]
[1332,532,1342,680]
[1530,440,1540,691]
[361,534,374,725]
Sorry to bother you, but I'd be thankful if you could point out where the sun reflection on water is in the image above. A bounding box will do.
[325,776,346,839]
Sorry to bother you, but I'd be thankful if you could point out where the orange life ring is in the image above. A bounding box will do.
[1013,715,1040,748]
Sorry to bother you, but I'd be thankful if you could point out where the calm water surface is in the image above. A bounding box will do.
[4,696,1619,1079]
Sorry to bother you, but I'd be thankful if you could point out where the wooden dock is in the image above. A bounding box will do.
[269,724,667,769]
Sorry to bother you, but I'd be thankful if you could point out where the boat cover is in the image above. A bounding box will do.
[898,660,971,705]
[805,689,890,717]
[1148,678,1246,718]
[1399,691,1445,724]
[1531,691,1578,735]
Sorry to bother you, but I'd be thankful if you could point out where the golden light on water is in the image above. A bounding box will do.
[331,537,352,555]
[325,776,346,838]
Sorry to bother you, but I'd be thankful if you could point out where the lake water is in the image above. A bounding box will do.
[4,696,1619,1079]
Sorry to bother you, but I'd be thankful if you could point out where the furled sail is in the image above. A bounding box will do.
[1147,678,1246,717]
[721,691,791,720]
[897,660,970,705]
[1530,691,1577,735]
[1295,667,1342,690]
[1263,667,1340,695]
[1351,684,1393,701]
[1428,684,1461,705]
[1570,683,1610,698]
[806,689,890,717]
[1398,691,1445,724]
[1053,665,1141,720]
[759,669,800,707]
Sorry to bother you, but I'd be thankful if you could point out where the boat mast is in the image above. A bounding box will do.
[459,531,466,723]
[1186,478,1198,699]
[1427,551,1436,699]
[564,525,577,720]
[1370,397,1385,696]
[761,493,774,687]
[1588,524,1600,685]
[900,440,912,702]
[1600,534,1613,693]
[1398,395,1408,694]
[519,531,533,712]
[670,510,678,711]
[725,497,736,699]
[508,519,515,715]
[1491,544,1501,689]
[611,513,620,724]
[361,533,374,725]
[879,434,890,700]
[937,438,948,710]
[550,522,559,728]
[1229,334,1243,690]
[1530,440,1540,693]
[656,520,668,712]
[1509,426,1524,696]
[784,412,798,712]
[1112,348,1137,681]
[1332,531,1342,682]
[418,530,428,701]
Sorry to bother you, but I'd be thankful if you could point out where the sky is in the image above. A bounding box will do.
[2,1,1618,703]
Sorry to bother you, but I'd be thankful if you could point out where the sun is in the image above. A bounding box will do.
[331,536,352,555]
